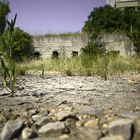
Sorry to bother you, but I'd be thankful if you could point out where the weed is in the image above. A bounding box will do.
[17,55,140,78]
[0,14,17,96]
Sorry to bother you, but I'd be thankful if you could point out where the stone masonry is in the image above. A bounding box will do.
[33,33,135,59]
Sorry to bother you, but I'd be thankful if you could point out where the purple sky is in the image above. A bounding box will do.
[8,0,105,35]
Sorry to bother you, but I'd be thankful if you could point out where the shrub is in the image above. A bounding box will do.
[0,27,34,62]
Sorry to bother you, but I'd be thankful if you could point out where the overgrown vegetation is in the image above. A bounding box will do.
[0,15,17,96]
[82,5,140,54]
[0,27,34,62]
[17,55,140,77]
[0,1,10,35]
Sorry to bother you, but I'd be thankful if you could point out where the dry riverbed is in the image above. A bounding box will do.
[0,73,140,140]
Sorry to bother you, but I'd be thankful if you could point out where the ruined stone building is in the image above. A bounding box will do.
[33,34,87,59]
[33,34,135,59]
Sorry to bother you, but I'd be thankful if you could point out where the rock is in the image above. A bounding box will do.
[59,134,69,139]
[100,135,124,140]
[38,121,69,134]
[108,119,133,140]
[21,127,37,139]
[34,116,51,128]
[133,117,140,140]
[128,79,139,85]
[119,111,140,120]
[77,127,102,140]
[21,111,29,118]
[28,109,39,116]
[84,119,98,128]
[0,118,24,140]
[54,111,75,121]
[32,115,43,122]
[65,118,78,129]
[80,108,103,118]
[102,124,108,129]
[1,89,9,96]
[2,109,12,121]
[17,86,24,90]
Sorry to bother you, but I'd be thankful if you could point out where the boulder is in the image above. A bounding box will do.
[80,108,103,118]
[34,116,51,128]
[0,118,24,140]
[76,127,102,140]
[133,117,140,140]
[108,119,133,140]
[38,121,69,134]
[84,119,98,128]
[22,127,37,139]
[54,111,74,121]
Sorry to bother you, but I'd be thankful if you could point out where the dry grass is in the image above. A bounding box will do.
[17,55,140,77]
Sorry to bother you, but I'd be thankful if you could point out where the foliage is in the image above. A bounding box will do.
[17,55,140,78]
[82,41,105,57]
[0,14,17,96]
[82,5,140,54]
[0,1,10,35]
[0,27,34,62]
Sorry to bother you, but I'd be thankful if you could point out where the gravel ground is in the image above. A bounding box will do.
[0,73,140,140]
[0,73,140,113]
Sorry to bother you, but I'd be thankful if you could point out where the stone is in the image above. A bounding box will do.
[65,117,78,129]
[34,116,51,128]
[76,121,84,127]
[108,119,133,140]
[100,135,125,140]
[28,109,39,116]
[59,134,69,139]
[21,127,37,139]
[0,118,24,140]
[84,119,98,128]
[38,121,68,134]
[102,124,108,129]
[77,127,102,140]
[54,111,74,121]
[80,108,103,118]
[17,86,24,90]
[32,115,43,122]
[1,89,9,96]
[133,117,140,140]
[119,111,140,120]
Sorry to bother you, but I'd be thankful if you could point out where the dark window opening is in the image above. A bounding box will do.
[33,51,41,59]
[72,51,78,57]
[52,51,59,59]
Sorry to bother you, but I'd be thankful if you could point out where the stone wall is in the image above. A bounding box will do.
[33,33,135,59]
[102,34,135,56]
[33,34,88,59]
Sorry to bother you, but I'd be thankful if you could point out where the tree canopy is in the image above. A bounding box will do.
[82,5,140,54]
[0,27,34,61]
[0,1,10,35]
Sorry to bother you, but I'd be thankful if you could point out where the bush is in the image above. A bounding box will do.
[0,1,10,35]
[0,27,34,62]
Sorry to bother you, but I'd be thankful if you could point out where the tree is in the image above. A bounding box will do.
[82,5,140,54]
[0,0,10,35]
[0,27,34,61]
[82,5,123,39]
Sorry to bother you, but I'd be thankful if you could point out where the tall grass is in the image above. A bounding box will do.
[0,14,17,96]
[17,55,140,78]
